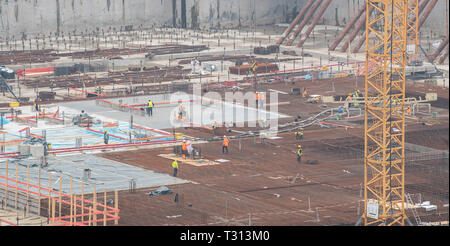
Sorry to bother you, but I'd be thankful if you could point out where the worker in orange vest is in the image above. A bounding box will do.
[406,106,411,116]
[346,93,353,107]
[222,135,230,154]
[254,92,259,107]
[259,92,265,108]
[302,88,308,98]
[181,140,188,159]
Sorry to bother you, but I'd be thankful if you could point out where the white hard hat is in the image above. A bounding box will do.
[224,135,226,138]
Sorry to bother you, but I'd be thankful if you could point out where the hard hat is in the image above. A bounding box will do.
[224,135,227,138]
[298,145,302,148]
[104,130,107,132]
[183,140,186,142]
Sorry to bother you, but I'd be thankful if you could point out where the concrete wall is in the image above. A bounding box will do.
[0,0,304,37]
[0,0,446,37]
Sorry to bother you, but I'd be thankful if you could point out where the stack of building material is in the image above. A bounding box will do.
[229,63,279,75]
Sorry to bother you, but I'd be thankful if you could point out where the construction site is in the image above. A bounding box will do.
[0,0,448,227]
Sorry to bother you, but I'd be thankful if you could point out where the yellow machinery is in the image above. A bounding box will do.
[362,0,409,226]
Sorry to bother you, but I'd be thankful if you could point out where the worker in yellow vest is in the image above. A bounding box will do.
[147,99,154,116]
[297,144,303,163]
[172,160,179,177]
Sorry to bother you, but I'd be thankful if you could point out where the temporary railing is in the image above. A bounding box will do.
[0,161,120,226]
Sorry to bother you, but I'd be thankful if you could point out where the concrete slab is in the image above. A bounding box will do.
[0,154,188,196]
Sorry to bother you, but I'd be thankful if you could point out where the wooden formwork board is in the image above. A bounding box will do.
[158,153,220,167]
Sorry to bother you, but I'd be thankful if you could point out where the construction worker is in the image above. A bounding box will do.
[222,135,229,154]
[295,130,304,140]
[254,92,259,107]
[34,101,39,112]
[302,88,308,98]
[178,103,184,120]
[406,106,411,116]
[259,92,265,108]
[104,130,109,144]
[147,99,154,116]
[181,140,188,159]
[346,93,353,108]
[96,86,102,95]
[211,120,217,135]
[186,140,193,157]
[172,159,179,177]
[297,144,303,163]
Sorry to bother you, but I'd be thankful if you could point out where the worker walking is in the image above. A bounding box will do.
[222,135,229,154]
[181,140,188,159]
[295,130,304,140]
[104,130,109,144]
[172,160,179,177]
[147,99,154,116]
[254,92,259,107]
[297,144,303,163]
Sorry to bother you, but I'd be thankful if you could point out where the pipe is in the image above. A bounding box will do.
[329,2,366,51]
[285,0,324,46]
[341,5,374,52]
[430,36,449,61]
[418,0,431,15]
[437,47,449,64]
[276,0,315,45]
[297,0,333,48]
[351,30,366,53]
[418,0,438,30]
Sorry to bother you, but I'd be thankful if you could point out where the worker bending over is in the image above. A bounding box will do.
[297,144,303,163]
[222,135,229,154]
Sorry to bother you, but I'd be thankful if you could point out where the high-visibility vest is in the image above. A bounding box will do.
[148,101,154,108]
[260,93,265,100]
[223,137,229,147]
[255,93,259,100]
[297,148,303,156]
[303,90,308,96]
[172,160,179,169]
[182,142,187,151]
[104,132,109,140]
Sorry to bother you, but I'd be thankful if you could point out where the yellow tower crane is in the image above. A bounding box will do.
[361,0,409,226]
[406,0,419,57]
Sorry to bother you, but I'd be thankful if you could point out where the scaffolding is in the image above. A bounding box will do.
[0,160,120,226]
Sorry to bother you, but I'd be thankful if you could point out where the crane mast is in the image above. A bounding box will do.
[362,0,408,226]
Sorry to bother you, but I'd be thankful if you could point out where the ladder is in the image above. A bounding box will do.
[405,193,422,226]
